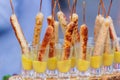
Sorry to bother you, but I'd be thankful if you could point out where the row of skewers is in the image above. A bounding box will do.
[9,0,119,63]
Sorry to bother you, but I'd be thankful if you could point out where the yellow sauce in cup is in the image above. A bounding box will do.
[22,55,32,70]
[114,52,120,63]
[71,57,76,68]
[103,53,114,66]
[47,57,57,70]
[33,61,47,73]
[90,56,102,69]
[57,60,71,73]
[76,59,90,72]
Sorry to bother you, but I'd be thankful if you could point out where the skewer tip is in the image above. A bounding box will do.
[82,0,86,24]
[39,0,42,12]
[10,0,14,14]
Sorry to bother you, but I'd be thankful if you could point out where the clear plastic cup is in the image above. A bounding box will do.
[75,43,91,80]
[102,42,114,75]
[70,44,77,78]
[46,43,62,79]
[46,56,58,79]
[56,46,73,80]
[21,44,35,79]
[32,46,48,80]
[89,41,103,78]
[113,39,120,73]
[90,54,102,78]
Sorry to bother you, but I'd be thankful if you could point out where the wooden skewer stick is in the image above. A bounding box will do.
[100,0,106,16]
[82,1,86,24]
[52,0,57,20]
[73,0,77,13]
[10,0,14,14]
[39,0,42,12]
[98,1,101,15]
[107,0,113,17]
[56,0,61,11]
[68,0,71,13]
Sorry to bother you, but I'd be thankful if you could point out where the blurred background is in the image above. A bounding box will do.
[0,0,120,79]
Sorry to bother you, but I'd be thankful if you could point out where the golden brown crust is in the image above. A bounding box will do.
[80,24,88,60]
[108,16,116,41]
[62,22,75,60]
[38,26,53,61]
[74,26,80,42]
[32,12,44,46]
[57,11,68,34]
[94,18,110,56]
[108,16,120,51]
[54,21,59,43]
[104,30,111,54]
[47,16,56,58]
[94,15,104,42]
[47,16,54,26]
[10,14,29,54]
[70,13,80,43]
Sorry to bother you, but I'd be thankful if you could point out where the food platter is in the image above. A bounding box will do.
[3,0,120,80]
